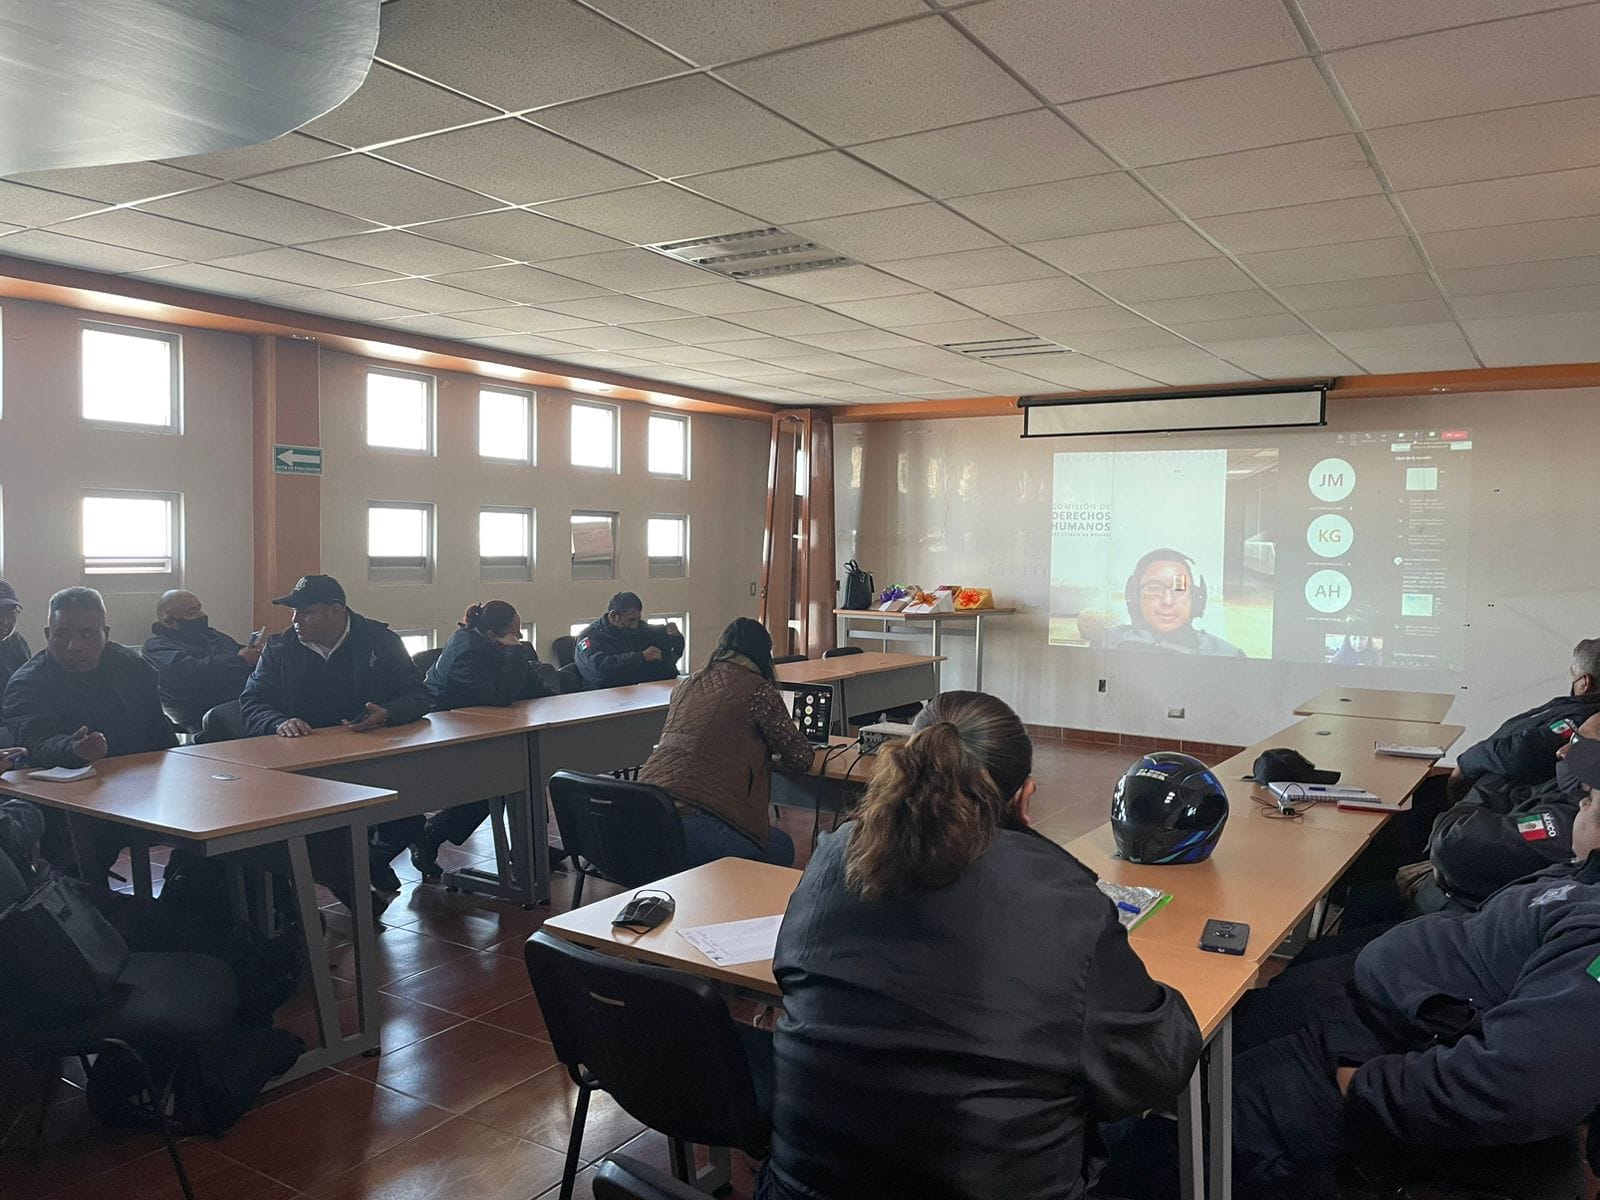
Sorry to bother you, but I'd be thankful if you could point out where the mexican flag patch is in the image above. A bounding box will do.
[1588,954,1600,983]
[1551,719,1576,736]
[1517,813,1559,842]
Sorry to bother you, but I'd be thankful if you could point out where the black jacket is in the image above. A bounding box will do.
[765,823,1201,1200]
[424,626,557,710]
[1455,691,1600,784]
[0,632,29,694]
[239,611,428,737]
[141,621,252,734]
[1349,852,1600,1146]
[1427,774,1583,907]
[0,644,178,767]
[573,614,683,689]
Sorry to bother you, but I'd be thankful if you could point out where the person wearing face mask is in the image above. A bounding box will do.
[0,580,30,695]
[140,589,266,735]
[1101,548,1246,658]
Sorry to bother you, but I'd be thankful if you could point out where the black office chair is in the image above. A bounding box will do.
[593,1155,704,1200]
[548,771,688,908]
[553,635,578,668]
[772,654,807,665]
[821,646,863,658]
[557,662,586,693]
[411,646,444,675]
[195,699,245,744]
[524,931,772,1200]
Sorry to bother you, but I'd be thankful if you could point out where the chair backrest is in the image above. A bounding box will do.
[548,771,687,890]
[771,654,807,665]
[593,1154,703,1200]
[553,635,578,667]
[411,647,444,674]
[197,700,245,744]
[821,645,863,658]
[525,931,769,1155]
[557,662,586,693]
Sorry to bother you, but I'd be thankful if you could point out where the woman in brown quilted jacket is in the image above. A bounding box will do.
[640,617,815,867]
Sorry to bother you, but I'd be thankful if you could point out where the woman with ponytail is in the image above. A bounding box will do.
[411,601,561,881]
[759,692,1201,1200]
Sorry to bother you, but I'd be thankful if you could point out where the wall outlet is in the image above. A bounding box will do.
[1167,707,1185,719]
[1097,678,1107,693]
[749,582,757,596]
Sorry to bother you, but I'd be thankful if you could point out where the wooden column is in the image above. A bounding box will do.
[251,335,321,629]
[759,408,837,658]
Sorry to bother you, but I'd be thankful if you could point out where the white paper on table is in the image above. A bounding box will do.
[678,914,784,966]
[27,766,96,781]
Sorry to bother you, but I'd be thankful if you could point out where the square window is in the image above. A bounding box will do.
[569,621,591,639]
[366,369,434,454]
[571,511,617,581]
[647,412,689,478]
[81,323,180,431]
[648,613,688,673]
[570,400,618,471]
[368,502,433,583]
[647,514,688,578]
[82,492,178,575]
[480,386,533,463]
[480,506,534,582]
[396,629,435,658]
[521,622,537,648]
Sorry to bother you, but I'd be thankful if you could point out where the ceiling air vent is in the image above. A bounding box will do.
[943,336,1075,361]
[647,227,852,280]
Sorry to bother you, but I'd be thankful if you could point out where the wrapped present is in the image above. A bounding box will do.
[905,589,955,614]
[954,587,995,611]
[876,584,915,611]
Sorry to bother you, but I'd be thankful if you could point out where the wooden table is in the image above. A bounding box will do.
[775,652,942,734]
[1293,686,1455,723]
[834,607,1015,691]
[1,753,397,1081]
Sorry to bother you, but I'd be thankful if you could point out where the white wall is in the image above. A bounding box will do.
[318,350,770,666]
[836,389,1599,754]
[0,297,255,645]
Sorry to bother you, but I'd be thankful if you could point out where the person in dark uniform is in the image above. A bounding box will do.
[1101,548,1246,658]
[140,589,265,735]
[759,691,1201,1200]
[239,574,428,900]
[0,580,29,695]
[411,600,560,882]
[0,586,177,877]
[573,591,683,689]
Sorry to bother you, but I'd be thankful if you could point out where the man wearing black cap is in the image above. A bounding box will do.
[240,575,428,895]
[574,591,684,689]
[0,581,30,694]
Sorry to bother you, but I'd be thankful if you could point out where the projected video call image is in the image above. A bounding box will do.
[1048,430,1473,670]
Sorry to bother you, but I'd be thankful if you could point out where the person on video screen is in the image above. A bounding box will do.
[1331,633,1383,667]
[1103,548,1246,658]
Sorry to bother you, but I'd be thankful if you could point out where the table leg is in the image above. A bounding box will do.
[287,835,343,1054]
[65,814,110,897]
[527,733,551,906]
[128,834,154,899]
[973,615,986,693]
[1206,1013,1234,1200]
[1176,1055,1204,1200]
[930,621,943,692]
[347,822,382,1048]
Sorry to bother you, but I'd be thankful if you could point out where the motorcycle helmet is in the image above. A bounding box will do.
[1111,751,1229,864]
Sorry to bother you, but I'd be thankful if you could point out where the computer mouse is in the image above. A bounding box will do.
[613,892,675,931]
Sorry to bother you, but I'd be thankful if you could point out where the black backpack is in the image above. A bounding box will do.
[841,559,874,610]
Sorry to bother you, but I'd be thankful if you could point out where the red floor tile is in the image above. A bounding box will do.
[349,1019,558,1114]
[307,1114,568,1200]
[68,1140,298,1200]
[381,946,533,1018]
[476,992,550,1040]
[328,924,477,987]
[462,1063,646,1163]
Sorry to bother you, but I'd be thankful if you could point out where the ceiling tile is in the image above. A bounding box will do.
[536,248,718,291]
[683,152,922,225]
[8,161,212,205]
[1093,348,1260,385]
[1065,324,1192,352]
[586,0,925,65]
[789,328,923,352]
[852,346,974,371]
[451,306,599,332]
[876,247,1059,291]
[1168,313,1310,342]
[1063,60,1351,168]
[715,358,814,377]
[1275,274,1443,309]
[947,174,1172,242]
[544,325,679,351]
[777,351,884,374]
[297,229,509,275]
[0,181,106,226]
[724,306,867,336]
[162,132,340,182]
[1202,335,1362,375]
[942,275,1106,316]
[1012,358,1159,390]
[247,156,498,226]
[1134,290,1288,323]
[1367,98,1600,190]
[0,230,175,273]
[1338,340,1479,371]
[299,63,497,150]
[339,277,508,313]
[788,204,999,261]
[379,119,648,206]
[634,281,799,315]
[1297,0,1575,50]
[376,0,683,111]
[267,290,425,322]
[1450,284,1600,320]
[622,316,765,344]
[720,18,1034,144]
[1441,255,1600,296]
[46,209,270,261]
[1024,222,1219,273]
[426,264,609,304]
[1325,7,1600,129]
[470,332,602,357]
[1008,306,1155,338]
[534,76,822,177]
[1460,310,1600,342]
[718,337,819,360]
[1079,258,1257,303]
[1421,215,1600,271]
[752,265,921,302]
[851,110,1116,198]
[956,0,1305,103]
[125,262,301,296]
[1322,321,1461,347]
[138,183,377,243]
[534,184,758,244]
[1473,331,1600,366]
[1305,299,1455,331]
[1139,134,1381,216]
[1239,236,1424,285]
[379,314,514,340]
[633,345,749,365]
[895,317,1034,345]
[202,247,397,289]
[1197,195,1405,254]
[412,209,626,260]
[538,294,695,323]
[1399,167,1600,234]
[826,292,981,327]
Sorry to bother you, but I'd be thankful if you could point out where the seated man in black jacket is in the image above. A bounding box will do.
[141,589,265,735]
[573,591,684,689]
[240,575,428,897]
[0,586,177,877]
[0,579,30,693]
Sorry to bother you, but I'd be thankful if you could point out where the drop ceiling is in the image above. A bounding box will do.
[2,0,1598,408]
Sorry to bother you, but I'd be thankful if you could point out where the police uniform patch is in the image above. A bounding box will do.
[1531,882,1578,906]
[1588,954,1600,983]
[1551,719,1577,736]
[1517,813,1559,842]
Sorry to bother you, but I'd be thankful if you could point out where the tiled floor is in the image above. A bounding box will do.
[0,741,1141,1200]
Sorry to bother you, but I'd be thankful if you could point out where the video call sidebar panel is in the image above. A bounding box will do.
[1274,429,1473,670]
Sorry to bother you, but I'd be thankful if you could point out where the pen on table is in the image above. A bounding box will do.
[1115,900,1141,917]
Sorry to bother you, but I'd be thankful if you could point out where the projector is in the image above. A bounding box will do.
[858,722,916,754]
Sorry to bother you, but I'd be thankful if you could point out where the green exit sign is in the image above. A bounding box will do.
[273,445,322,475]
